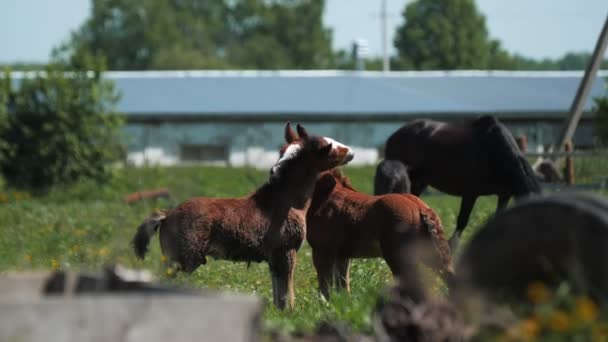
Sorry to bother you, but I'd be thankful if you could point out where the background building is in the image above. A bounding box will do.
[16,69,607,168]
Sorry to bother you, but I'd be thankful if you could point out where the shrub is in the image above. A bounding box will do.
[0,54,124,191]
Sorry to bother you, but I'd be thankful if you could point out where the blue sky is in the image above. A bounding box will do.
[0,0,606,63]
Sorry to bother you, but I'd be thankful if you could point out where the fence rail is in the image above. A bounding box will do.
[525,151,608,158]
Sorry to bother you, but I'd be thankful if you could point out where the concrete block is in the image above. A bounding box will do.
[0,294,263,342]
[0,271,52,302]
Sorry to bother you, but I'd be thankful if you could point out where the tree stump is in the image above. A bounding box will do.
[455,192,608,302]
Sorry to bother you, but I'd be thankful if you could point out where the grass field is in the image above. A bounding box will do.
[0,165,568,334]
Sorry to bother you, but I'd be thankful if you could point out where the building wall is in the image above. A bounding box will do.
[123,117,598,168]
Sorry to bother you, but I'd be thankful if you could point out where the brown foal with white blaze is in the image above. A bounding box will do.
[132,123,354,310]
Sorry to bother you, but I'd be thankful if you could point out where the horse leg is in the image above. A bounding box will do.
[496,194,510,214]
[334,258,351,294]
[269,248,297,310]
[449,195,477,252]
[312,249,334,300]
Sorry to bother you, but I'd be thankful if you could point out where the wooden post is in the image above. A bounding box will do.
[555,13,608,154]
[516,135,528,153]
[564,141,575,186]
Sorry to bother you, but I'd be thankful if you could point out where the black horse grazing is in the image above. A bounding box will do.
[374,159,411,195]
[375,115,541,250]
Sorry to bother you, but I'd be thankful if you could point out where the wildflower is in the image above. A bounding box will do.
[160,255,168,263]
[50,259,60,270]
[71,245,81,253]
[548,310,571,332]
[518,317,541,340]
[23,254,32,262]
[575,296,598,323]
[98,247,110,257]
[74,229,86,237]
[166,268,175,276]
[0,193,7,203]
[526,281,551,304]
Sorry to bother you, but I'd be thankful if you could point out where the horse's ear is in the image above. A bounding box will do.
[296,124,309,139]
[284,122,297,143]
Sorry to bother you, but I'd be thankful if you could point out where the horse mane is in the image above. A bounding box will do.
[473,115,541,197]
[325,168,357,191]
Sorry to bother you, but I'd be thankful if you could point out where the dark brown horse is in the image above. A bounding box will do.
[132,123,354,310]
[306,169,453,299]
[375,115,541,251]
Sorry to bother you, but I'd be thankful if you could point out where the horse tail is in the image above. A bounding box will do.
[476,115,542,197]
[419,210,454,278]
[132,210,167,259]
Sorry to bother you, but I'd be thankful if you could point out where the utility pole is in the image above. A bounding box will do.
[555,13,608,153]
[381,0,390,72]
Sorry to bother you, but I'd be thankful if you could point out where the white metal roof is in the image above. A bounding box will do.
[10,70,608,117]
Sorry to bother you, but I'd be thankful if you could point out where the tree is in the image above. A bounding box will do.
[394,0,499,70]
[0,53,124,190]
[0,69,10,164]
[58,0,333,70]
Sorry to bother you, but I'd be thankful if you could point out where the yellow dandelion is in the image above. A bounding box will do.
[98,247,110,257]
[526,281,551,304]
[50,259,60,270]
[518,317,541,340]
[166,268,175,276]
[160,255,168,263]
[549,310,571,332]
[71,245,81,253]
[575,296,599,323]
[23,254,32,262]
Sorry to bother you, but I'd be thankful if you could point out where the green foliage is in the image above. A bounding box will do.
[58,0,333,70]
[511,52,608,71]
[594,91,608,146]
[0,53,124,191]
[394,0,502,70]
[392,0,608,71]
[0,69,10,163]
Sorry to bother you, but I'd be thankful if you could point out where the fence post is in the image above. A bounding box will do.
[516,135,528,153]
[564,141,575,186]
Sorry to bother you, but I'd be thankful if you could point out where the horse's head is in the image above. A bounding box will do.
[271,122,354,180]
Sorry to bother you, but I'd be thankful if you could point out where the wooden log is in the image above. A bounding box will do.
[123,188,171,204]
[455,192,608,302]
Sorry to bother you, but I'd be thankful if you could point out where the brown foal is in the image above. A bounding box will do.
[132,123,354,310]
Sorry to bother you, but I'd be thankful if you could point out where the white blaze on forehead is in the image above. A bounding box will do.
[323,137,349,151]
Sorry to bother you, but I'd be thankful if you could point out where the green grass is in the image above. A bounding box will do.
[0,165,537,334]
